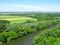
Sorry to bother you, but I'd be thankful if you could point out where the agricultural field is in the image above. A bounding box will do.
[0,16,37,24]
[0,12,60,45]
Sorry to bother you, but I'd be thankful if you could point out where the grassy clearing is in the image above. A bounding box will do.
[0,16,37,24]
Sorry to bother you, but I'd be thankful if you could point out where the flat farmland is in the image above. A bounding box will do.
[0,16,36,24]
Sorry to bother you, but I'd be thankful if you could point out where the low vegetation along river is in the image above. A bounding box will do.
[1,24,57,45]
[1,32,39,45]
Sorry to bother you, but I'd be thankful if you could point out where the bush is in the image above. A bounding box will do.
[0,32,8,43]
[34,26,60,45]
[0,20,10,32]
[7,31,18,41]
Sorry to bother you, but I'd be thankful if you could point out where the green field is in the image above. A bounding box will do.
[0,16,37,24]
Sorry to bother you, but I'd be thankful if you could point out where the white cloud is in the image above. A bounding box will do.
[0,4,60,12]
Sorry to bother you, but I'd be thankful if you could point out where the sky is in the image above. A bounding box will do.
[0,0,60,12]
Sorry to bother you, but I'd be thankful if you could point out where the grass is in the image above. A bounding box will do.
[0,16,37,24]
[52,38,60,45]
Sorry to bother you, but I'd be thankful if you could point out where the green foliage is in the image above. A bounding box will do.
[0,13,60,45]
[0,32,8,43]
[34,26,60,45]
[7,31,18,41]
[0,20,10,32]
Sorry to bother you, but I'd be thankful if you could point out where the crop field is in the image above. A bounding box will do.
[0,16,37,24]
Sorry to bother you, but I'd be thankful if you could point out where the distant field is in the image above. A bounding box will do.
[0,16,37,24]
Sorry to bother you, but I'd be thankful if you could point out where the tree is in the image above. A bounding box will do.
[0,20,10,32]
